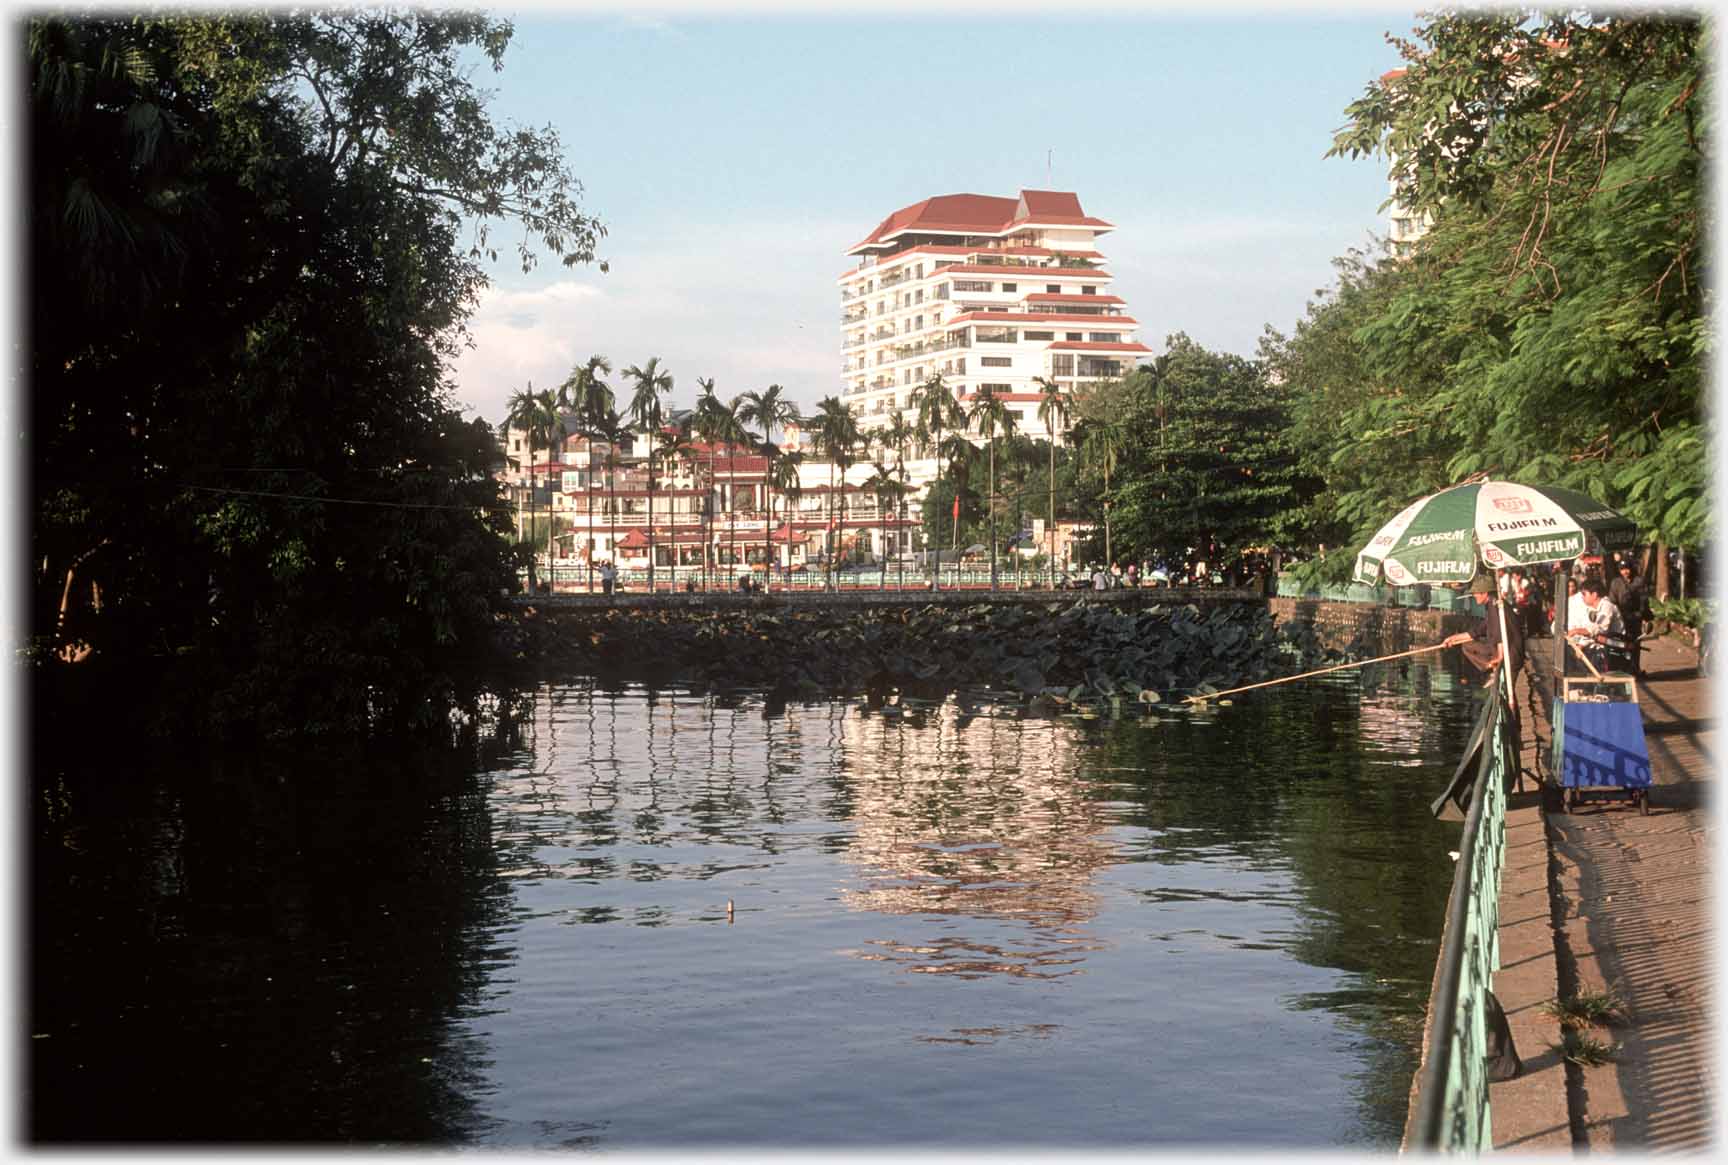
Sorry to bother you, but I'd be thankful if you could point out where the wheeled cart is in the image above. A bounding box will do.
[1552,674,1652,814]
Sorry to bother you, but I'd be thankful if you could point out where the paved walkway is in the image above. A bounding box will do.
[1493,632,1715,1154]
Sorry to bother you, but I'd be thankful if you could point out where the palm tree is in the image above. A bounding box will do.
[912,375,967,584]
[909,375,964,589]
[769,450,805,587]
[589,406,629,584]
[739,384,801,586]
[1035,376,1072,586]
[654,419,695,587]
[715,394,756,586]
[967,384,1018,591]
[1081,415,1126,571]
[691,377,724,590]
[810,396,860,591]
[862,460,907,590]
[506,382,560,590]
[882,408,916,589]
[559,355,612,588]
[623,357,674,592]
[559,354,614,428]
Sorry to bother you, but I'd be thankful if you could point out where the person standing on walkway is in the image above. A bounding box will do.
[600,560,616,597]
[1609,559,1650,674]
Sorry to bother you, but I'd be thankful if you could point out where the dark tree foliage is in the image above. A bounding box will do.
[29,12,605,740]
[1070,336,1319,577]
[1322,10,1708,552]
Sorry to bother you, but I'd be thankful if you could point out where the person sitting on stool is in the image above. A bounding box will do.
[1567,577,1629,674]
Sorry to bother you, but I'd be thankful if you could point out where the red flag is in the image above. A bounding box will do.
[951,496,960,521]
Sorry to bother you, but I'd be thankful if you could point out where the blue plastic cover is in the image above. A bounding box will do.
[1554,701,1652,789]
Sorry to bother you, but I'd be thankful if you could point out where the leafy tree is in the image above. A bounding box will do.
[29,11,604,739]
[1326,10,1708,571]
[1073,336,1314,579]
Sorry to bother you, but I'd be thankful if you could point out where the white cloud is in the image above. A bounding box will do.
[448,216,863,424]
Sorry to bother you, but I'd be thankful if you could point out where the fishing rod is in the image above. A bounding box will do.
[1184,641,1454,704]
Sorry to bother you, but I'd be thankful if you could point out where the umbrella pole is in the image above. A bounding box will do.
[1553,561,1568,684]
[1496,590,1519,752]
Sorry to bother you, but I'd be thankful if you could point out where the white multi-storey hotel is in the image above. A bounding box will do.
[838,189,1150,439]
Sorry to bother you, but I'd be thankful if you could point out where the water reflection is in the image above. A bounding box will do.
[838,699,1113,982]
[33,662,1476,1149]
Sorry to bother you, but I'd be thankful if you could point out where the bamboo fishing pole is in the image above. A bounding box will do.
[1564,634,1603,679]
[1184,641,1454,704]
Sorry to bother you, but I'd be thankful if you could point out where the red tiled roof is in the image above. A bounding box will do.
[848,193,1021,253]
[1024,292,1124,304]
[946,311,1137,327]
[1010,189,1114,231]
[840,245,1112,282]
[848,190,1112,254]
[1045,341,1153,352]
[932,263,1111,280]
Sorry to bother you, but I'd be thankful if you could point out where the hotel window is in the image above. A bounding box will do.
[974,327,1017,343]
[1052,354,1075,376]
[1001,283,1017,292]
[1082,286,1097,295]
[980,383,1011,392]
[914,289,923,303]
[954,280,993,292]
[1066,332,1083,341]
[1046,284,1060,294]
[914,315,923,330]
[1024,330,1054,341]
[1088,333,1121,343]
[981,356,1012,367]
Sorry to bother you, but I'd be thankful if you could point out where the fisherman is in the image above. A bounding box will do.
[1444,573,1526,688]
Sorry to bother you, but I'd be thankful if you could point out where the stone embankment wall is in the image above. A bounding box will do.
[510,586,1261,613]
[1269,596,1480,654]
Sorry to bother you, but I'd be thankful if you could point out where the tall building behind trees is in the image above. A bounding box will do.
[838,190,1149,441]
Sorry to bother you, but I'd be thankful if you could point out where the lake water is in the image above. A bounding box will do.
[31,662,1474,1148]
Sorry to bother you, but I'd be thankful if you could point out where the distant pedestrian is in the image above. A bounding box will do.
[1126,563,1139,588]
[1609,560,1649,674]
[600,561,616,596]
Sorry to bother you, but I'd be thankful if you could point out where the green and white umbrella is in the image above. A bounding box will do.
[1355,479,1637,587]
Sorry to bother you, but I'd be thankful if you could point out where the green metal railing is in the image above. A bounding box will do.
[1410,689,1515,1151]
[1274,575,1473,612]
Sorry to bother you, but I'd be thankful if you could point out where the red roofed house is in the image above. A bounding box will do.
[839,189,1149,443]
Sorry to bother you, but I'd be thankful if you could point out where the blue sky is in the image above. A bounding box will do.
[450,5,1421,425]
